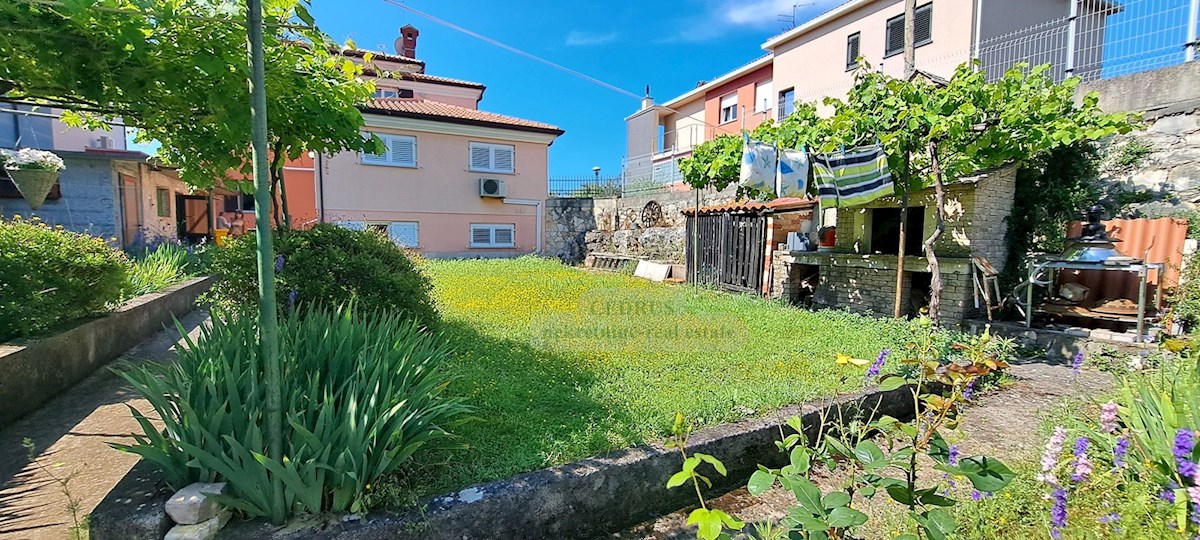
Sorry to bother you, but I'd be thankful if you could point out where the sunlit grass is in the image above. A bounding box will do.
[406,256,915,498]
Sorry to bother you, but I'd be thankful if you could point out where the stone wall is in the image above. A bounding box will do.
[0,276,212,427]
[833,165,1017,270]
[543,198,596,263]
[544,186,738,264]
[1102,109,1200,212]
[1081,61,1200,215]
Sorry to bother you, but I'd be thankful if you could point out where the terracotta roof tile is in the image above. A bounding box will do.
[397,72,485,89]
[682,197,816,216]
[363,98,564,135]
[340,48,423,66]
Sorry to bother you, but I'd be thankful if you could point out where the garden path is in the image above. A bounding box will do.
[0,310,207,540]
[610,355,1115,539]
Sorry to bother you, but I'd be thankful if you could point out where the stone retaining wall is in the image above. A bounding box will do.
[545,186,738,264]
[92,385,919,540]
[0,276,212,427]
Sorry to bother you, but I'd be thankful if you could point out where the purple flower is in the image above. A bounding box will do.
[948,444,960,466]
[1050,486,1068,539]
[275,254,285,273]
[1072,437,1092,483]
[286,289,299,311]
[1098,513,1120,524]
[1072,351,1085,374]
[1113,436,1130,468]
[1162,489,1177,503]
[1175,428,1197,479]
[963,379,976,401]
[1039,426,1067,485]
[1100,401,1119,434]
[970,490,983,501]
[866,349,889,382]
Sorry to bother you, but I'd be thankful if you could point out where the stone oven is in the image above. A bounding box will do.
[771,164,1017,324]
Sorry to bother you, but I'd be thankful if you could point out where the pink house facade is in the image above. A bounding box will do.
[625,0,1113,182]
[316,26,564,258]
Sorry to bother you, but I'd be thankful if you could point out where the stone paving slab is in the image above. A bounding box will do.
[0,311,207,540]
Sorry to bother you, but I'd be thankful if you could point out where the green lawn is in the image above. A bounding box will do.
[406,257,915,498]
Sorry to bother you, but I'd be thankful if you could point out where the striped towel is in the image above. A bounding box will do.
[812,144,893,208]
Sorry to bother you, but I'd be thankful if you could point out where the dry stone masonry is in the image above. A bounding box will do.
[164,482,229,540]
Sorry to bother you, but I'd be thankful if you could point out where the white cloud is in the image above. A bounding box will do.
[565,30,619,46]
[722,0,843,28]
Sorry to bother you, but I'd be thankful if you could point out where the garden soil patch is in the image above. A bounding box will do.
[608,356,1114,539]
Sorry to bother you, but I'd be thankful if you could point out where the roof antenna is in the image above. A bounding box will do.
[777,3,816,31]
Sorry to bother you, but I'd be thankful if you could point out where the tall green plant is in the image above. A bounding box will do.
[114,306,470,517]
[669,320,1016,540]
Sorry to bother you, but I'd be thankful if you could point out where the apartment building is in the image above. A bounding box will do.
[625,0,1115,181]
[305,25,565,258]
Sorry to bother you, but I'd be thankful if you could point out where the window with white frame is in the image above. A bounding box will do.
[719,93,738,124]
[884,3,933,58]
[777,88,795,121]
[754,80,773,113]
[468,142,515,174]
[469,223,515,248]
[372,87,415,99]
[387,221,419,247]
[361,133,417,167]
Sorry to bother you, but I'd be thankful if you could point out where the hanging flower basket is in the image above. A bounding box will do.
[2,148,65,210]
[8,168,61,210]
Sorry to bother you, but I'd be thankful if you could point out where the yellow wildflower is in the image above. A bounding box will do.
[836,352,869,367]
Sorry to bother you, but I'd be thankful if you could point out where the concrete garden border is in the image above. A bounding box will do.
[0,276,212,427]
[91,385,918,540]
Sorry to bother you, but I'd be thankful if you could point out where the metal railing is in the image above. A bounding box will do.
[977,0,1200,82]
[551,154,688,199]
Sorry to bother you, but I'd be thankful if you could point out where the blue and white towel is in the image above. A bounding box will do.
[811,144,893,208]
[739,133,777,192]
[776,149,810,198]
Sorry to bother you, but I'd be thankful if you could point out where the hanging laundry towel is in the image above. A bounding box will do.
[739,133,777,193]
[776,148,810,198]
[812,144,893,208]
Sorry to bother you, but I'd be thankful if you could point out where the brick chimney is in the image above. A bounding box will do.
[396,24,419,59]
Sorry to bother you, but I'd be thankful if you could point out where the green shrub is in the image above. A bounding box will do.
[1170,250,1200,332]
[204,224,437,327]
[0,217,128,341]
[114,305,470,516]
[125,242,195,298]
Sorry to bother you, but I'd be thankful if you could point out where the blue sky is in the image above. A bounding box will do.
[304,0,841,178]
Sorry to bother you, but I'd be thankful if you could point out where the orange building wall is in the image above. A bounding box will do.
[703,64,774,138]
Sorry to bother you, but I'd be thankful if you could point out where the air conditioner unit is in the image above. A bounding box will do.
[479,178,507,198]
[95,135,114,149]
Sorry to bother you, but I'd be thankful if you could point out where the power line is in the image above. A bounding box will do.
[379,0,643,100]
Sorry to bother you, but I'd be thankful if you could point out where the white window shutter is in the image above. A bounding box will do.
[362,141,387,163]
[471,225,492,246]
[493,146,514,173]
[470,144,492,171]
[390,136,416,166]
[493,226,514,246]
[335,220,366,231]
[387,222,418,247]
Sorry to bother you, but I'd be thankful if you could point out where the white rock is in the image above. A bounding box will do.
[165,482,227,525]
[164,511,230,540]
